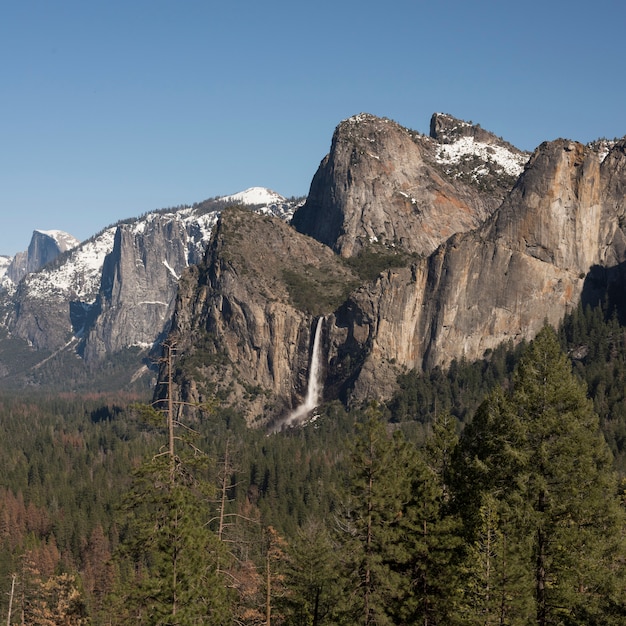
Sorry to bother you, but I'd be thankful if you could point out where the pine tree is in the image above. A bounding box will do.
[453,325,626,625]
[337,405,464,625]
[390,420,464,625]
[425,410,459,502]
[111,339,232,625]
[29,572,88,626]
[512,325,626,625]
[281,518,342,626]
[459,491,534,625]
[337,406,409,626]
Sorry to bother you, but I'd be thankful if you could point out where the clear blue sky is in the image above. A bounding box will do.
[1,0,624,256]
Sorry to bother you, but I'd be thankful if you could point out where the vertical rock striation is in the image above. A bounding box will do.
[326,138,626,405]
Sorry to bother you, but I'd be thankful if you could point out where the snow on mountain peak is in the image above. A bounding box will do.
[220,187,286,206]
[34,229,80,252]
[0,255,10,281]
[22,227,117,301]
[11,189,300,304]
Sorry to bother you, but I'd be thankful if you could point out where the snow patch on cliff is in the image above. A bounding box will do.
[435,136,528,178]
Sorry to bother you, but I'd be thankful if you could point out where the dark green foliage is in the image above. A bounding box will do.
[513,326,625,624]
[0,392,153,622]
[282,244,418,315]
[336,405,464,625]
[3,302,626,623]
[389,301,626,475]
[114,456,230,625]
[559,302,626,472]
[281,519,343,626]
[453,326,626,625]
[282,266,359,316]
[389,339,523,427]
[336,407,411,625]
[341,246,417,282]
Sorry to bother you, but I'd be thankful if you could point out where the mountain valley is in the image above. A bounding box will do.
[1,112,625,428]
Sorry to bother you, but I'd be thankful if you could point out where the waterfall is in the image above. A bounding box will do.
[276,317,324,431]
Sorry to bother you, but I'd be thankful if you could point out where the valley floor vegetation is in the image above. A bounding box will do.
[1,303,626,624]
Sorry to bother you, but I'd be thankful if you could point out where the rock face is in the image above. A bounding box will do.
[163,206,359,427]
[5,215,210,359]
[324,137,626,405]
[163,115,626,426]
[291,113,525,258]
[5,230,79,284]
[3,111,625,419]
[0,193,299,390]
[80,216,203,362]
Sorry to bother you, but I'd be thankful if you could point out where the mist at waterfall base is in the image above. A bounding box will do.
[272,318,324,433]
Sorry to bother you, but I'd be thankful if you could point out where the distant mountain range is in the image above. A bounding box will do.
[2,112,624,432]
[0,187,302,391]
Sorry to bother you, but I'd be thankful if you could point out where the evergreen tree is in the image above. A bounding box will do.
[337,407,410,625]
[425,410,459,502]
[453,326,626,625]
[388,446,464,625]
[513,325,626,625]
[458,491,534,625]
[111,340,232,625]
[281,518,342,626]
[29,572,89,626]
[337,405,464,625]
[116,454,230,625]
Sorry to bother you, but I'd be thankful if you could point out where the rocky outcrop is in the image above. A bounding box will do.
[163,206,359,427]
[291,113,517,259]
[430,112,511,147]
[5,230,79,284]
[163,121,626,424]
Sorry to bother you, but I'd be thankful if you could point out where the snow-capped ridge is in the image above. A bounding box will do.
[220,187,286,206]
[427,112,530,184]
[1,186,302,370]
[0,256,11,282]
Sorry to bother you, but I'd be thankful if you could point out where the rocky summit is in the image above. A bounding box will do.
[291,113,523,258]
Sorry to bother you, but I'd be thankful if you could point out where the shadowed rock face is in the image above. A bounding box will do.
[80,217,195,361]
[163,117,626,425]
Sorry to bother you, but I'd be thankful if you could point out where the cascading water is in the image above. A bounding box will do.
[275,317,324,431]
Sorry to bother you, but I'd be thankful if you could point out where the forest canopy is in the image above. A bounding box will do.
[1,305,626,624]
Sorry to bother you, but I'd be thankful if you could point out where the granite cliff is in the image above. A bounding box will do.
[291,113,527,258]
[162,206,359,427]
[159,114,626,427]
[327,137,626,405]
[2,111,625,418]
[3,229,79,285]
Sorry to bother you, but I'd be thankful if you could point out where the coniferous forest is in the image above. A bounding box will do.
[2,304,626,624]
